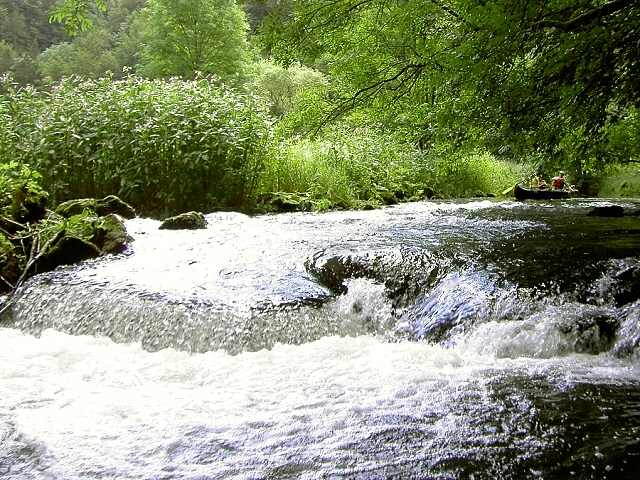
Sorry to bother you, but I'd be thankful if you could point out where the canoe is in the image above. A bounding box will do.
[513,184,571,200]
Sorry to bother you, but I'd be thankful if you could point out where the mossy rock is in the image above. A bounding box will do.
[56,195,136,219]
[379,191,398,205]
[159,211,207,230]
[92,214,129,254]
[42,210,129,255]
[422,187,437,199]
[36,236,101,273]
[259,192,313,212]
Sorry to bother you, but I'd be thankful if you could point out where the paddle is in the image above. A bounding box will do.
[501,184,515,196]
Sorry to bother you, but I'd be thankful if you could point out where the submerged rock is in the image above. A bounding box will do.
[306,247,442,308]
[159,211,207,230]
[587,205,625,217]
[56,195,136,219]
[556,308,619,355]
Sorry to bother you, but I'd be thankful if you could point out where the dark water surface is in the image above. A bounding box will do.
[1,199,640,479]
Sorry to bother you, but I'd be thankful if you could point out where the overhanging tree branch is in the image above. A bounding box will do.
[535,0,634,31]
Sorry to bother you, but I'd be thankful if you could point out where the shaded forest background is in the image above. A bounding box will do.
[1,0,639,215]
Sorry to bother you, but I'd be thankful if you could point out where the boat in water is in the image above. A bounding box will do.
[514,183,572,200]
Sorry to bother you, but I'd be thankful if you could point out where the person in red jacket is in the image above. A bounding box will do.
[551,171,566,190]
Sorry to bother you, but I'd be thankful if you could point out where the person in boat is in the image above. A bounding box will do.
[551,171,566,190]
[529,173,548,190]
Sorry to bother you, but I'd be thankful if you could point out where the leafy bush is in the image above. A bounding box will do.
[597,165,640,198]
[1,75,271,214]
[0,161,47,218]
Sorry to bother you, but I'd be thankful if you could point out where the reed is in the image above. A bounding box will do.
[1,74,271,214]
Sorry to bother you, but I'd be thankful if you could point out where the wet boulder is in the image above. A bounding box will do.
[159,211,207,230]
[612,261,640,306]
[305,247,442,308]
[36,235,101,272]
[612,300,640,357]
[92,214,129,254]
[556,308,620,355]
[587,205,624,217]
[400,270,518,342]
[56,195,136,219]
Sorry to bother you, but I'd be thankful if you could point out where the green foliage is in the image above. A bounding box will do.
[39,1,147,81]
[49,0,108,36]
[0,162,46,217]
[597,165,640,198]
[0,0,65,54]
[259,126,521,210]
[0,232,12,259]
[250,60,327,117]
[1,75,271,214]
[260,127,425,209]
[430,149,525,198]
[138,0,251,83]
[0,41,16,73]
[38,31,118,80]
[601,107,640,167]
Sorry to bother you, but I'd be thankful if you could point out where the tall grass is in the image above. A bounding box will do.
[1,74,271,214]
[259,126,523,209]
[260,127,433,208]
[430,150,525,197]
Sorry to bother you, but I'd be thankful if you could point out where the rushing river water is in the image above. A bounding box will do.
[2,199,640,479]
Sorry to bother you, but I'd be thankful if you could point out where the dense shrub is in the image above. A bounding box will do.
[1,75,271,214]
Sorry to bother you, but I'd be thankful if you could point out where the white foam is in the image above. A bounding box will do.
[1,328,637,479]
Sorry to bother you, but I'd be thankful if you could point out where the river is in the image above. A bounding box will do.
[1,199,640,479]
